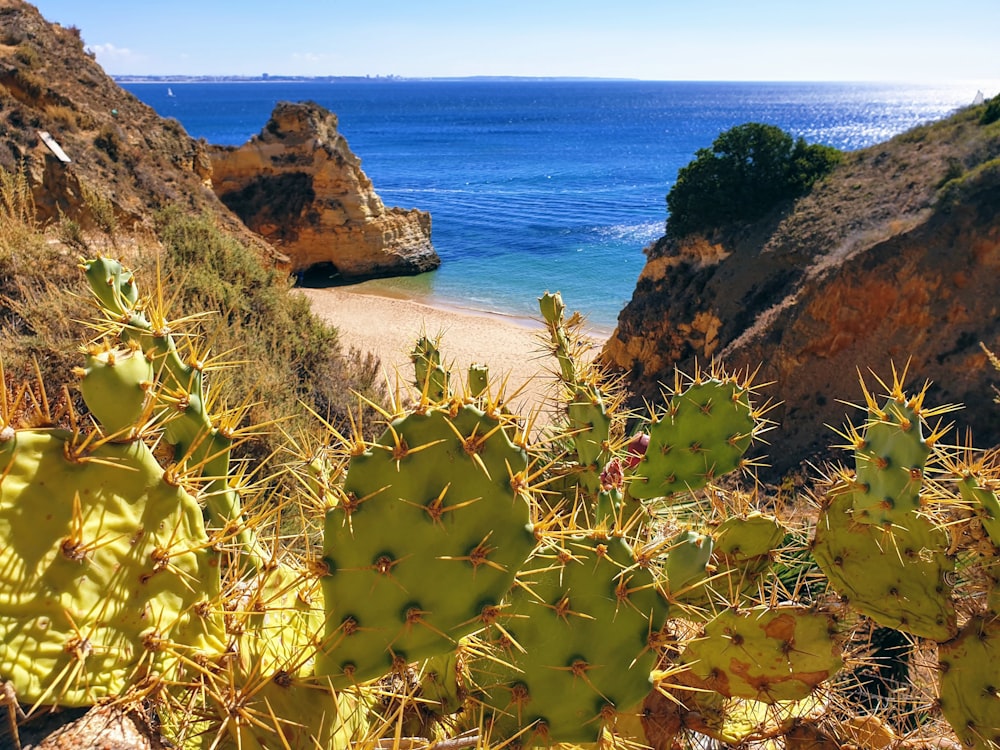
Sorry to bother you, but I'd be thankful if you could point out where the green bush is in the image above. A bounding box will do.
[980,95,1000,126]
[666,122,841,238]
[150,207,385,449]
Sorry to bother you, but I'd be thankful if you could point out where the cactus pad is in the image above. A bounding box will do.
[661,529,714,603]
[318,403,534,685]
[82,256,139,319]
[678,604,843,703]
[812,487,956,641]
[712,512,786,597]
[412,336,450,400]
[77,342,153,435]
[629,377,759,500]
[714,512,785,563]
[957,472,1000,549]
[0,429,226,707]
[938,614,1000,750]
[474,535,669,745]
[850,396,930,527]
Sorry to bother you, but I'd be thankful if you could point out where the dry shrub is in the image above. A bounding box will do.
[0,166,89,387]
[2,164,387,469]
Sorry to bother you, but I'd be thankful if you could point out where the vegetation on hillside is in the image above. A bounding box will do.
[665,122,842,238]
[0,165,384,464]
[981,93,1000,125]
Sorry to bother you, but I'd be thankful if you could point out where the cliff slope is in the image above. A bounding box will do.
[0,0,277,256]
[604,103,1000,471]
[210,101,440,279]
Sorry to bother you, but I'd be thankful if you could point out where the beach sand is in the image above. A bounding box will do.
[298,287,609,417]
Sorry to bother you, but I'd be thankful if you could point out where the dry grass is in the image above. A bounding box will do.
[0,164,387,467]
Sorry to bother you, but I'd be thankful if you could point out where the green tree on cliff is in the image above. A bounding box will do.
[666,122,841,238]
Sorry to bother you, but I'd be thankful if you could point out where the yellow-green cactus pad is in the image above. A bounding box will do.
[629,379,758,500]
[851,397,930,527]
[938,615,1000,750]
[714,512,785,563]
[78,344,153,435]
[661,529,714,603]
[712,512,786,598]
[0,429,227,707]
[957,473,1000,549]
[475,535,669,745]
[813,487,956,641]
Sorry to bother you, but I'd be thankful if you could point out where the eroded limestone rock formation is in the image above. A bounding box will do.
[209,101,440,280]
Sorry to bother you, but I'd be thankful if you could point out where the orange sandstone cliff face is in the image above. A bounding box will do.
[209,102,440,279]
[604,106,1000,472]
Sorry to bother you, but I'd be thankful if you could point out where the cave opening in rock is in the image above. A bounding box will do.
[296,262,344,288]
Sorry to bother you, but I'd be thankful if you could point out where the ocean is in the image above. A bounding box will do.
[123,80,978,333]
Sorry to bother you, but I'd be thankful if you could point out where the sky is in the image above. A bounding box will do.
[29,0,1000,84]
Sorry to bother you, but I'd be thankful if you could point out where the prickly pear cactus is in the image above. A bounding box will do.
[712,512,787,593]
[938,614,1000,750]
[956,468,1000,549]
[813,375,957,641]
[813,484,956,641]
[76,341,154,436]
[412,335,451,400]
[660,528,714,603]
[714,512,786,564]
[467,363,490,398]
[473,533,669,746]
[848,391,930,527]
[538,291,614,505]
[678,604,844,703]
[318,403,535,685]
[628,371,764,501]
[0,428,227,707]
[649,670,822,747]
[81,255,268,573]
[168,608,369,750]
[10,254,1000,750]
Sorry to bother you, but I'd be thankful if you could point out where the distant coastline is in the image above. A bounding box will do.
[113,74,640,84]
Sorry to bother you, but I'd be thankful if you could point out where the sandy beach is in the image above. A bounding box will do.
[298,286,609,416]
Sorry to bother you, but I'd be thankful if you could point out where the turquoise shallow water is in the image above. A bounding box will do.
[124,79,979,332]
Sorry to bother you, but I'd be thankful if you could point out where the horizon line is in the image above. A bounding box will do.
[112,74,971,86]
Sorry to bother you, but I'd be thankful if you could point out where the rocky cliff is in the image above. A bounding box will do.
[604,104,1000,472]
[209,101,440,279]
[0,0,278,257]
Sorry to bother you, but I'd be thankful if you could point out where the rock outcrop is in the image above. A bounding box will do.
[0,0,279,261]
[209,102,440,279]
[604,104,1000,472]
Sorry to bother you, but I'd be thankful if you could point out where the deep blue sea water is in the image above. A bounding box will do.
[123,80,978,333]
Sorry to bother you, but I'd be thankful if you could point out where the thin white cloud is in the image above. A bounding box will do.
[89,42,137,62]
[291,52,335,64]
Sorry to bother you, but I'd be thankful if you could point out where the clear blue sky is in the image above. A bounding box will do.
[30,0,1000,84]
